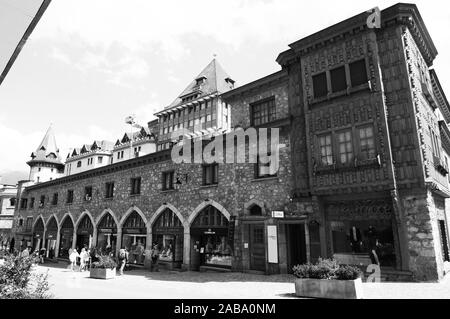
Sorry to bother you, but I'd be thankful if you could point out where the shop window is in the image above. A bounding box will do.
[97,213,117,255]
[350,59,368,87]
[359,126,376,160]
[203,163,219,185]
[84,186,93,201]
[318,134,333,165]
[313,72,328,98]
[130,177,141,195]
[250,97,276,126]
[330,66,347,93]
[337,130,353,164]
[249,205,263,216]
[66,190,74,204]
[330,220,396,267]
[51,193,58,206]
[105,182,114,199]
[152,209,184,265]
[162,171,174,191]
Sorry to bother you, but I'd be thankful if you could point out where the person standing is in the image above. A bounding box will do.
[118,248,128,275]
[79,248,87,271]
[69,249,79,271]
[150,243,160,272]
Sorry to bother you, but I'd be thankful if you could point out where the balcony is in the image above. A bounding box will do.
[434,155,449,176]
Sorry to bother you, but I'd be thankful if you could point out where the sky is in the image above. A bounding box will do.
[0,0,450,183]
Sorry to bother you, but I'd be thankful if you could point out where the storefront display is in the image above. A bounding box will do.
[76,215,93,252]
[152,209,184,267]
[45,217,58,258]
[191,205,232,269]
[122,211,147,264]
[32,219,45,252]
[325,199,397,267]
[59,217,74,258]
[96,213,117,255]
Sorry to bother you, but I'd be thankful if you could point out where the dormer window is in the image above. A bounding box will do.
[196,76,206,86]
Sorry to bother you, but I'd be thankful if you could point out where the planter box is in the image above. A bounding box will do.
[90,267,116,279]
[294,277,363,299]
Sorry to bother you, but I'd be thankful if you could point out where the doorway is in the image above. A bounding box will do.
[249,224,266,272]
[286,224,307,273]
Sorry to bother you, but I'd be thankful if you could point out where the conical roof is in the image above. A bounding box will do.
[165,58,235,110]
[27,125,63,166]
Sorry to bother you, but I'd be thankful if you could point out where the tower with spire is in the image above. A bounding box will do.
[154,58,235,151]
[27,125,64,183]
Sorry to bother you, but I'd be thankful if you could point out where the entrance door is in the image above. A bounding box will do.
[76,234,90,251]
[190,235,201,271]
[249,224,266,272]
[286,224,307,274]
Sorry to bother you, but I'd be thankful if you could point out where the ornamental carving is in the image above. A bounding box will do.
[326,199,393,220]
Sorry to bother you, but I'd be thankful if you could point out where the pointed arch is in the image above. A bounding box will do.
[75,210,95,229]
[150,203,185,228]
[119,206,148,229]
[188,199,231,225]
[59,213,75,229]
[46,214,59,230]
[244,199,266,215]
[33,215,46,231]
[95,208,119,228]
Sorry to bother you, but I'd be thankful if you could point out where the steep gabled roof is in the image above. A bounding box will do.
[165,59,235,110]
[27,125,63,166]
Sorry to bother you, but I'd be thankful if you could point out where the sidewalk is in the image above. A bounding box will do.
[34,263,450,299]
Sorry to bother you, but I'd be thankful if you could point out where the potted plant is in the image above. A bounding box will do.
[293,258,363,299]
[89,255,117,280]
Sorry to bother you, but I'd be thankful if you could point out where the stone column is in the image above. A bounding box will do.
[92,228,98,247]
[71,231,77,250]
[183,225,190,270]
[55,229,61,258]
[115,229,122,256]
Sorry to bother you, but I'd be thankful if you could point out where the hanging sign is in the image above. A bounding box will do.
[271,211,284,218]
[267,225,278,263]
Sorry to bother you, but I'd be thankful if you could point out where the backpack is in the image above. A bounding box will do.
[119,250,126,259]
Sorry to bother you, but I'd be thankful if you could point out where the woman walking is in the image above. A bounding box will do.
[69,248,79,271]
[118,248,128,275]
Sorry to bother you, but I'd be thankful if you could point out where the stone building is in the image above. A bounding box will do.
[0,183,17,250]
[11,2,450,281]
[276,3,450,281]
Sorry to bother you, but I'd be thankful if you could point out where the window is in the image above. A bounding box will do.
[52,193,58,205]
[25,217,33,232]
[98,156,103,164]
[105,182,114,199]
[249,205,262,216]
[130,177,141,195]
[66,190,74,204]
[337,130,353,164]
[20,198,28,210]
[87,158,92,165]
[162,171,174,191]
[77,161,82,168]
[313,72,328,98]
[29,197,35,209]
[251,98,276,126]
[38,168,41,172]
[319,134,333,165]
[350,59,368,87]
[9,198,16,207]
[39,195,45,208]
[203,164,219,185]
[359,126,376,160]
[84,186,93,201]
[18,218,24,227]
[330,66,347,93]
[255,153,277,178]
[206,114,211,122]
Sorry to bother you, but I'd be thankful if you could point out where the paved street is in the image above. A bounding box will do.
[33,263,450,299]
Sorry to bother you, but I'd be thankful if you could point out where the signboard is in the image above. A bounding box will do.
[267,225,278,263]
[204,228,216,235]
[271,211,284,218]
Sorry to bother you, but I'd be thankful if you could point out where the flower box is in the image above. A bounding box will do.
[89,267,116,279]
[294,277,363,299]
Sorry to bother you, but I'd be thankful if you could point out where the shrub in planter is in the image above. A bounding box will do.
[292,258,363,299]
[90,255,117,280]
[91,255,117,270]
[0,253,52,299]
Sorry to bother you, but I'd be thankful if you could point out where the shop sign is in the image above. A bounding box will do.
[98,228,114,233]
[204,228,216,235]
[267,225,278,263]
[271,211,284,218]
[62,229,73,234]
[123,228,146,234]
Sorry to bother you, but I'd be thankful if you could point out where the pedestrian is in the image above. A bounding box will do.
[39,247,46,264]
[69,248,79,271]
[150,243,160,272]
[21,246,31,258]
[118,248,128,275]
[79,248,87,271]
[84,249,91,270]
